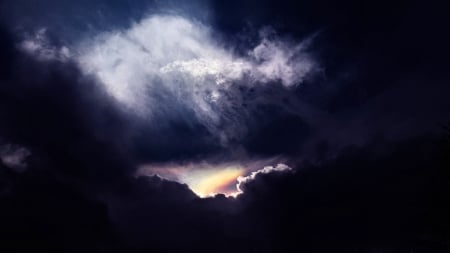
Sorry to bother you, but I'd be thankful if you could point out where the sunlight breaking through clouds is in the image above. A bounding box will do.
[138,161,291,198]
[180,167,245,197]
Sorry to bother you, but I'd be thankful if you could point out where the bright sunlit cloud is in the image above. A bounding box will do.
[73,15,316,145]
[138,163,245,197]
[137,159,290,198]
[76,15,315,108]
[180,167,245,197]
[19,15,318,147]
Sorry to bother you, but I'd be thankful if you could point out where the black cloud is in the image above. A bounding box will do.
[0,0,449,252]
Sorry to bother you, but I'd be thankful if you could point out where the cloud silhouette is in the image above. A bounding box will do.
[0,1,449,253]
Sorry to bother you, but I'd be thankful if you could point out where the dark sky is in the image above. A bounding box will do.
[0,0,449,252]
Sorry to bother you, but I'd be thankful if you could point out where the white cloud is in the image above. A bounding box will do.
[15,15,316,146]
[20,28,71,61]
[160,57,250,85]
[250,38,315,86]
[76,16,232,110]
[236,163,292,192]
[74,15,317,145]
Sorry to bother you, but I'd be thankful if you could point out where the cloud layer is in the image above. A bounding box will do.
[75,15,316,145]
[1,1,450,252]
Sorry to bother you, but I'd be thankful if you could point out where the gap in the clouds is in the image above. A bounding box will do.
[137,161,292,198]
[138,163,245,198]
[181,167,245,197]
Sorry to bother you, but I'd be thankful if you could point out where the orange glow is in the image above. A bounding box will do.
[183,168,244,197]
[137,163,249,197]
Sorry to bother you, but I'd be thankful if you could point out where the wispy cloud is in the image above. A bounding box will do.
[20,28,71,61]
[0,144,31,173]
[16,14,320,155]
[75,15,317,145]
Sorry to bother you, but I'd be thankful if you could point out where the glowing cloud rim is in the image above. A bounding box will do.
[138,162,292,198]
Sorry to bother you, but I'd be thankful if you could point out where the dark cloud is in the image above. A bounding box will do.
[234,137,450,252]
[0,28,131,181]
[96,137,450,253]
[243,106,310,155]
[0,0,449,252]
[0,25,133,252]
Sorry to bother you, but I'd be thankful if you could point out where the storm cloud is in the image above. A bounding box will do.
[0,0,449,253]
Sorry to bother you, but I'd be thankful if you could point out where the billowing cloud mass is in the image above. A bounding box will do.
[77,15,315,101]
[237,163,291,192]
[1,1,450,253]
[74,15,316,144]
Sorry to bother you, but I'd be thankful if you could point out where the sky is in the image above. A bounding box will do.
[0,0,449,252]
